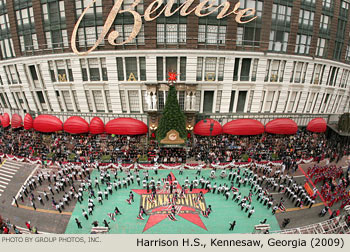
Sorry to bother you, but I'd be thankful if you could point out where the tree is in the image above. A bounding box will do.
[156,84,186,142]
[338,113,350,133]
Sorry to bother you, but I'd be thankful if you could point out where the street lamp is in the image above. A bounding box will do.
[186,125,193,131]
[203,119,215,163]
[186,125,193,149]
[210,122,214,137]
[209,122,214,161]
[150,124,157,140]
[150,124,158,131]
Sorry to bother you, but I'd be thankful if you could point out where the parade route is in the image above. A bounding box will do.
[0,157,348,234]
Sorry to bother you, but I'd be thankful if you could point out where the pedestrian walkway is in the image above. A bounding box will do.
[0,160,21,198]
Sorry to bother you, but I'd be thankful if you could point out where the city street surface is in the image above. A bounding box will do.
[1,156,348,234]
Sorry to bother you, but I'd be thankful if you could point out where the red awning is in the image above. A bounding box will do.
[307,118,327,133]
[105,118,148,135]
[11,114,22,129]
[2,113,10,128]
[63,116,89,134]
[223,119,264,135]
[24,114,33,130]
[193,119,222,136]
[89,117,105,134]
[0,115,3,127]
[33,115,63,133]
[265,118,298,135]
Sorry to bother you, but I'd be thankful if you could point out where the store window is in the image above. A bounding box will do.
[75,0,103,48]
[0,2,15,59]
[80,58,107,82]
[15,2,38,52]
[42,0,68,49]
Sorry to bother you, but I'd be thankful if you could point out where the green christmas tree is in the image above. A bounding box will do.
[156,84,186,142]
[338,113,350,133]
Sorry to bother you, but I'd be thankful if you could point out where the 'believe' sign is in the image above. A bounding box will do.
[71,0,257,56]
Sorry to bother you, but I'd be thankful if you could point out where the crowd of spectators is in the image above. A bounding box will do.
[0,216,34,234]
[311,165,350,209]
[307,164,350,215]
[190,130,344,164]
[0,127,348,165]
[308,165,344,185]
[0,129,147,163]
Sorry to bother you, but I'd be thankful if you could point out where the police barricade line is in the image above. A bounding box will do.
[0,153,322,172]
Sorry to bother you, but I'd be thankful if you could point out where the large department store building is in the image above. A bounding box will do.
[0,0,350,129]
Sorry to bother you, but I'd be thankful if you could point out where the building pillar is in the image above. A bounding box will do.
[259,0,273,52]
[7,0,22,56]
[287,0,301,54]
[327,0,341,60]
[32,1,46,51]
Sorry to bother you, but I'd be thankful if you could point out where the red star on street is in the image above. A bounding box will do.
[132,172,209,232]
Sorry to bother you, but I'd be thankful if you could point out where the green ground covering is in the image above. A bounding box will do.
[65,169,280,234]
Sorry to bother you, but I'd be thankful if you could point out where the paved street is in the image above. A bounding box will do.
[273,156,349,231]
[0,160,22,198]
[0,157,349,234]
[0,160,73,233]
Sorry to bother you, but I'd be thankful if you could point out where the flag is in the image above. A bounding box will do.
[231,187,239,192]
[279,203,286,212]
[148,194,154,203]
[248,194,252,204]
[108,213,115,221]
[137,213,144,220]
[168,213,177,221]
[202,210,209,218]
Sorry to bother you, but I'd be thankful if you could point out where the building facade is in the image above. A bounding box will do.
[0,0,350,128]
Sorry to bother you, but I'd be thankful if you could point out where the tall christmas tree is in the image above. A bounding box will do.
[156,79,186,142]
